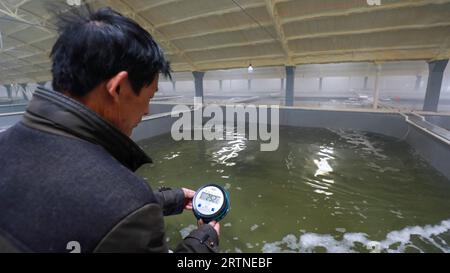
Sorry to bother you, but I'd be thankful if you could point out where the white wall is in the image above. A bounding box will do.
[294,77,320,93]
[204,80,219,92]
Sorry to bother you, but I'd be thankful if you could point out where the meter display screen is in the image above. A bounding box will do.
[193,184,230,223]
[199,192,221,204]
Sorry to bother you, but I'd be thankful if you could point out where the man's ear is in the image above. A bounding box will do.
[105,71,128,103]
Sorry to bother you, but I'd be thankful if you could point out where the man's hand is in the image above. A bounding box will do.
[198,219,220,236]
[181,188,195,210]
[183,188,220,236]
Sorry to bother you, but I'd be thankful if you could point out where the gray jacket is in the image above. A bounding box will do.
[0,87,218,253]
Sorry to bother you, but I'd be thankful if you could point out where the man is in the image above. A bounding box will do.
[0,7,219,253]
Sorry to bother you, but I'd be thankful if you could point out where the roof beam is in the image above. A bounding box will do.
[1,35,52,58]
[0,1,53,35]
[1,33,55,52]
[183,24,450,55]
[170,22,273,41]
[291,45,440,58]
[12,0,34,9]
[2,23,35,38]
[2,66,49,75]
[190,48,440,72]
[287,22,450,42]
[0,50,36,67]
[282,0,450,25]
[0,65,22,75]
[196,57,286,72]
[195,54,285,65]
[1,68,48,76]
[265,0,292,65]
[0,71,38,83]
[19,7,56,31]
[181,45,443,71]
[139,0,183,12]
[154,2,265,29]
[0,60,50,73]
[183,39,275,53]
[16,34,54,48]
[0,49,48,65]
[292,48,444,65]
[0,6,57,46]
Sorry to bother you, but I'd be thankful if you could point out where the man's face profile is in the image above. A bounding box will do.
[113,74,159,136]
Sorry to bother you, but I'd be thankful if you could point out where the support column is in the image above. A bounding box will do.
[193,71,205,103]
[285,66,295,106]
[414,75,422,91]
[248,79,251,90]
[364,76,369,90]
[423,59,448,112]
[5,84,12,99]
[373,65,381,109]
[172,81,176,92]
[281,78,284,91]
[219,80,223,91]
[19,83,29,101]
[319,77,323,91]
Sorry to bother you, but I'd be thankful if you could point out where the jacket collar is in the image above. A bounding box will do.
[22,87,152,171]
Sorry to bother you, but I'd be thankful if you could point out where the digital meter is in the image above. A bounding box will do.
[193,184,230,223]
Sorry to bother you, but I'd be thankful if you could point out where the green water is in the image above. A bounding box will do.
[136,126,450,253]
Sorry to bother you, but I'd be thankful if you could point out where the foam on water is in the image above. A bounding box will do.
[179,224,197,239]
[211,130,247,166]
[262,219,450,253]
[330,129,387,160]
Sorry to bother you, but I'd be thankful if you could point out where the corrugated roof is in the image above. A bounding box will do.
[1,0,449,84]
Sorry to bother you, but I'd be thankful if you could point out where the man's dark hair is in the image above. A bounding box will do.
[50,6,171,96]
